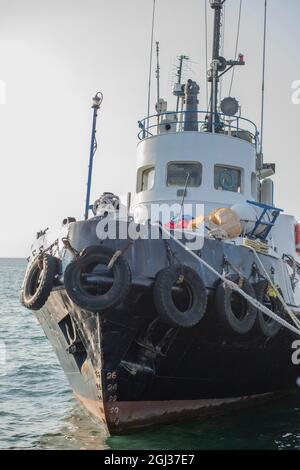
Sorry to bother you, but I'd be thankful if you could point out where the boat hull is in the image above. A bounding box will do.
[36,285,300,435]
[29,218,300,434]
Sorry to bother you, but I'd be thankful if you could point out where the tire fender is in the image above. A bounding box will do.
[153,264,208,328]
[215,274,257,336]
[64,245,131,312]
[21,254,59,311]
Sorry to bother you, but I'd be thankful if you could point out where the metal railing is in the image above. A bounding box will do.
[138,110,259,150]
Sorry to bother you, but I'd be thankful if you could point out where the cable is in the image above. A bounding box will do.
[220,2,226,100]
[205,0,209,109]
[147,0,156,127]
[229,0,243,96]
[260,0,267,154]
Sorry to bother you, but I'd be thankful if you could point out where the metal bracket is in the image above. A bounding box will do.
[247,200,283,241]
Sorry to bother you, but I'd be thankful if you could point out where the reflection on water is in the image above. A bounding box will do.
[1,258,300,450]
[39,404,109,450]
[37,395,300,451]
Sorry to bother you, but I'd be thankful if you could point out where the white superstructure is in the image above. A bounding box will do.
[133,130,258,215]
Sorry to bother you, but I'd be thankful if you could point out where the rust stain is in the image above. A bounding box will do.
[74,391,273,435]
[81,361,90,376]
[74,391,106,424]
[108,393,273,433]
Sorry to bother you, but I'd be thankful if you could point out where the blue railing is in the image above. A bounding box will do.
[138,110,259,150]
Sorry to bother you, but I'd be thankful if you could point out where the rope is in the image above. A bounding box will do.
[107,250,122,270]
[249,247,300,330]
[66,316,77,348]
[243,238,269,255]
[62,238,80,259]
[156,225,300,337]
[229,0,243,96]
[107,239,134,270]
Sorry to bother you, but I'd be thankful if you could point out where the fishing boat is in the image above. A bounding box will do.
[21,0,300,435]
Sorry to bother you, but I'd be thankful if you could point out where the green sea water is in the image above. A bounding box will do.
[1,258,300,450]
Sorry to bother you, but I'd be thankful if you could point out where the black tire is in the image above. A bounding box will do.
[215,274,257,336]
[153,265,208,328]
[21,254,58,311]
[253,280,283,337]
[64,245,131,312]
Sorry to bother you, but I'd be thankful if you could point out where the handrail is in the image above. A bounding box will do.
[138,110,259,150]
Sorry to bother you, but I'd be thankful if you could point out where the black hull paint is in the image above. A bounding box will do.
[32,218,300,434]
[36,286,299,434]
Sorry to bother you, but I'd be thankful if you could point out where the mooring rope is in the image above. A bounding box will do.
[249,247,300,331]
[157,225,300,337]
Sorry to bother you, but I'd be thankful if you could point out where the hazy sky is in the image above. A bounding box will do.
[0,0,299,257]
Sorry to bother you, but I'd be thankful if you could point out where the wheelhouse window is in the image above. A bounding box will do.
[214,165,242,193]
[167,162,202,188]
[137,166,155,192]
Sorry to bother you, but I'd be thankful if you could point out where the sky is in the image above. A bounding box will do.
[0,0,299,257]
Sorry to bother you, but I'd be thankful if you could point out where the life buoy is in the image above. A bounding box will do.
[153,265,208,328]
[20,254,59,311]
[64,245,131,312]
[214,274,257,335]
[253,280,283,338]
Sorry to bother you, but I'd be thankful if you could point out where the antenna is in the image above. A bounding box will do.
[155,41,161,126]
[175,55,189,113]
[260,0,267,155]
[229,0,243,96]
[156,41,160,107]
[179,172,191,221]
[147,0,156,128]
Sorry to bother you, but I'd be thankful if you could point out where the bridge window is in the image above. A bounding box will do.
[214,165,242,193]
[137,166,155,192]
[167,162,202,188]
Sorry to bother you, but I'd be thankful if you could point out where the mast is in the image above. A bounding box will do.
[210,0,225,127]
[211,0,224,63]
[208,0,245,132]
